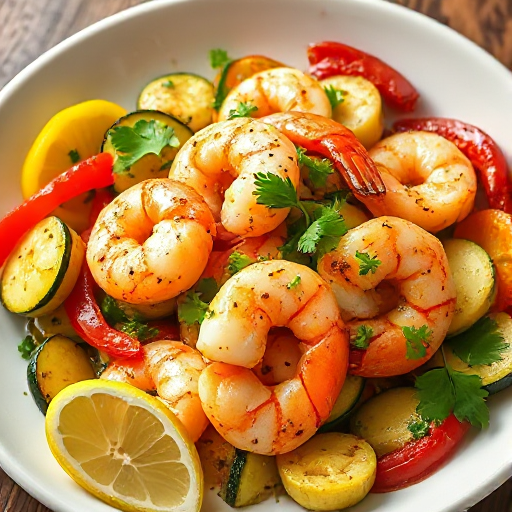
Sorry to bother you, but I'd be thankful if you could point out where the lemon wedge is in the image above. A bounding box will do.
[45,379,203,512]
[21,100,126,232]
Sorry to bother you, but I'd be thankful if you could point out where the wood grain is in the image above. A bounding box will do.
[1,0,512,511]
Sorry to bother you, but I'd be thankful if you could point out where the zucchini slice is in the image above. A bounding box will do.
[1,216,85,317]
[101,110,193,193]
[445,312,512,395]
[350,387,423,458]
[137,73,214,133]
[26,304,82,344]
[27,335,96,414]
[218,448,282,508]
[444,238,496,336]
[214,55,284,112]
[319,375,365,432]
[320,75,384,149]
[276,433,376,511]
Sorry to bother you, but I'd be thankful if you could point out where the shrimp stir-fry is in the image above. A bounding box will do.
[197,260,349,455]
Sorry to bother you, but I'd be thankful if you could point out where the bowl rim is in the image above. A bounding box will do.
[1,0,512,511]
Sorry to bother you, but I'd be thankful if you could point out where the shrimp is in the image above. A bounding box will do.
[196,260,349,455]
[261,111,385,197]
[101,340,209,442]
[317,216,456,377]
[86,179,216,304]
[361,131,477,232]
[217,67,332,121]
[168,117,300,237]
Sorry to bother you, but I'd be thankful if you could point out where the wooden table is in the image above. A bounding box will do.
[1,0,512,510]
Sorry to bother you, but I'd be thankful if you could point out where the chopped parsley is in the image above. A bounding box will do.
[178,291,211,325]
[351,325,373,349]
[18,335,36,360]
[323,85,346,110]
[355,250,381,275]
[162,79,175,88]
[68,149,80,164]
[109,119,180,175]
[296,146,334,188]
[209,48,231,69]
[407,418,431,440]
[227,101,258,120]
[403,325,432,360]
[227,251,253,276]
[287,275,301,289]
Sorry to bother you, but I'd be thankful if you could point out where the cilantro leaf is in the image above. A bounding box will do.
[100,295,159,341]
[297,207,347,257]
[195,277,219,303]
[448,316,508,366]
[355,250,381,275]
[253,172,299,209]
[352,325,373,349]
[110,119,180,175]
[68,149,80,164]
[449,369,489,428]
[403,325,432,360]
[178,291,210,325]
[227,102,258,120]
[407,418,431,440]
[287,275,301,289]
[18,335,36,360]
[227,251,253,276]
[209,48,231,69]
[296,146,334,188]
[324,84,346,109]
[415,367,455,422]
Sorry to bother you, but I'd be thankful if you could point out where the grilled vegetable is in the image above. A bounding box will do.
[320,75,384,149]
[218,447,281,507]
[444,238,495,335]
[101,110,193,193]
[319,375,365,432]
[26,304,82,344]
[137,73,214,132]
[277,433,376,510]
[27,335,96,414]
[1,216,85,317]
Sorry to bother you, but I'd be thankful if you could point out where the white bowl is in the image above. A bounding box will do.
[1,0,512,511]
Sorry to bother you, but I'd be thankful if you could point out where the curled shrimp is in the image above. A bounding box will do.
[261,111,385,197]
[169,118,300,237]
[86,179,216,304]
[317,216,456,377]
[217,67,332,121]
[101,340,209,442]
[197,260,349,455]
[362,131,477,232]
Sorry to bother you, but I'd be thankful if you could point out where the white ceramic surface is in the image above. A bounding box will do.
[1,0,512,511]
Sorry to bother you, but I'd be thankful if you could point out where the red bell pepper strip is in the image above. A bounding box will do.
[307,41,420,112]
[64,260,142,359]
[0,153,114,267]
[393,117,512,213]
[372,414,470,493]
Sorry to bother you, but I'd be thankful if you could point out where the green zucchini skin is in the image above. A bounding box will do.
[319,375,365,432]
[137,73,214,133]
[1,216,84,317]
[221,449,248,507]
[27,335,96,415]
[101,110,193,193]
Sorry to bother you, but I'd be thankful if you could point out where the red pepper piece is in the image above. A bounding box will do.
[0,153,114,267]
[393,117,512,213]
[144,320,180,343]
[64,260,142,359]
[307,41,419,111]
[372,414,470,493]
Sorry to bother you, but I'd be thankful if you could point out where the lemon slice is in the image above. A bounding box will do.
[45,379,203,512]
[22,100,126,232]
